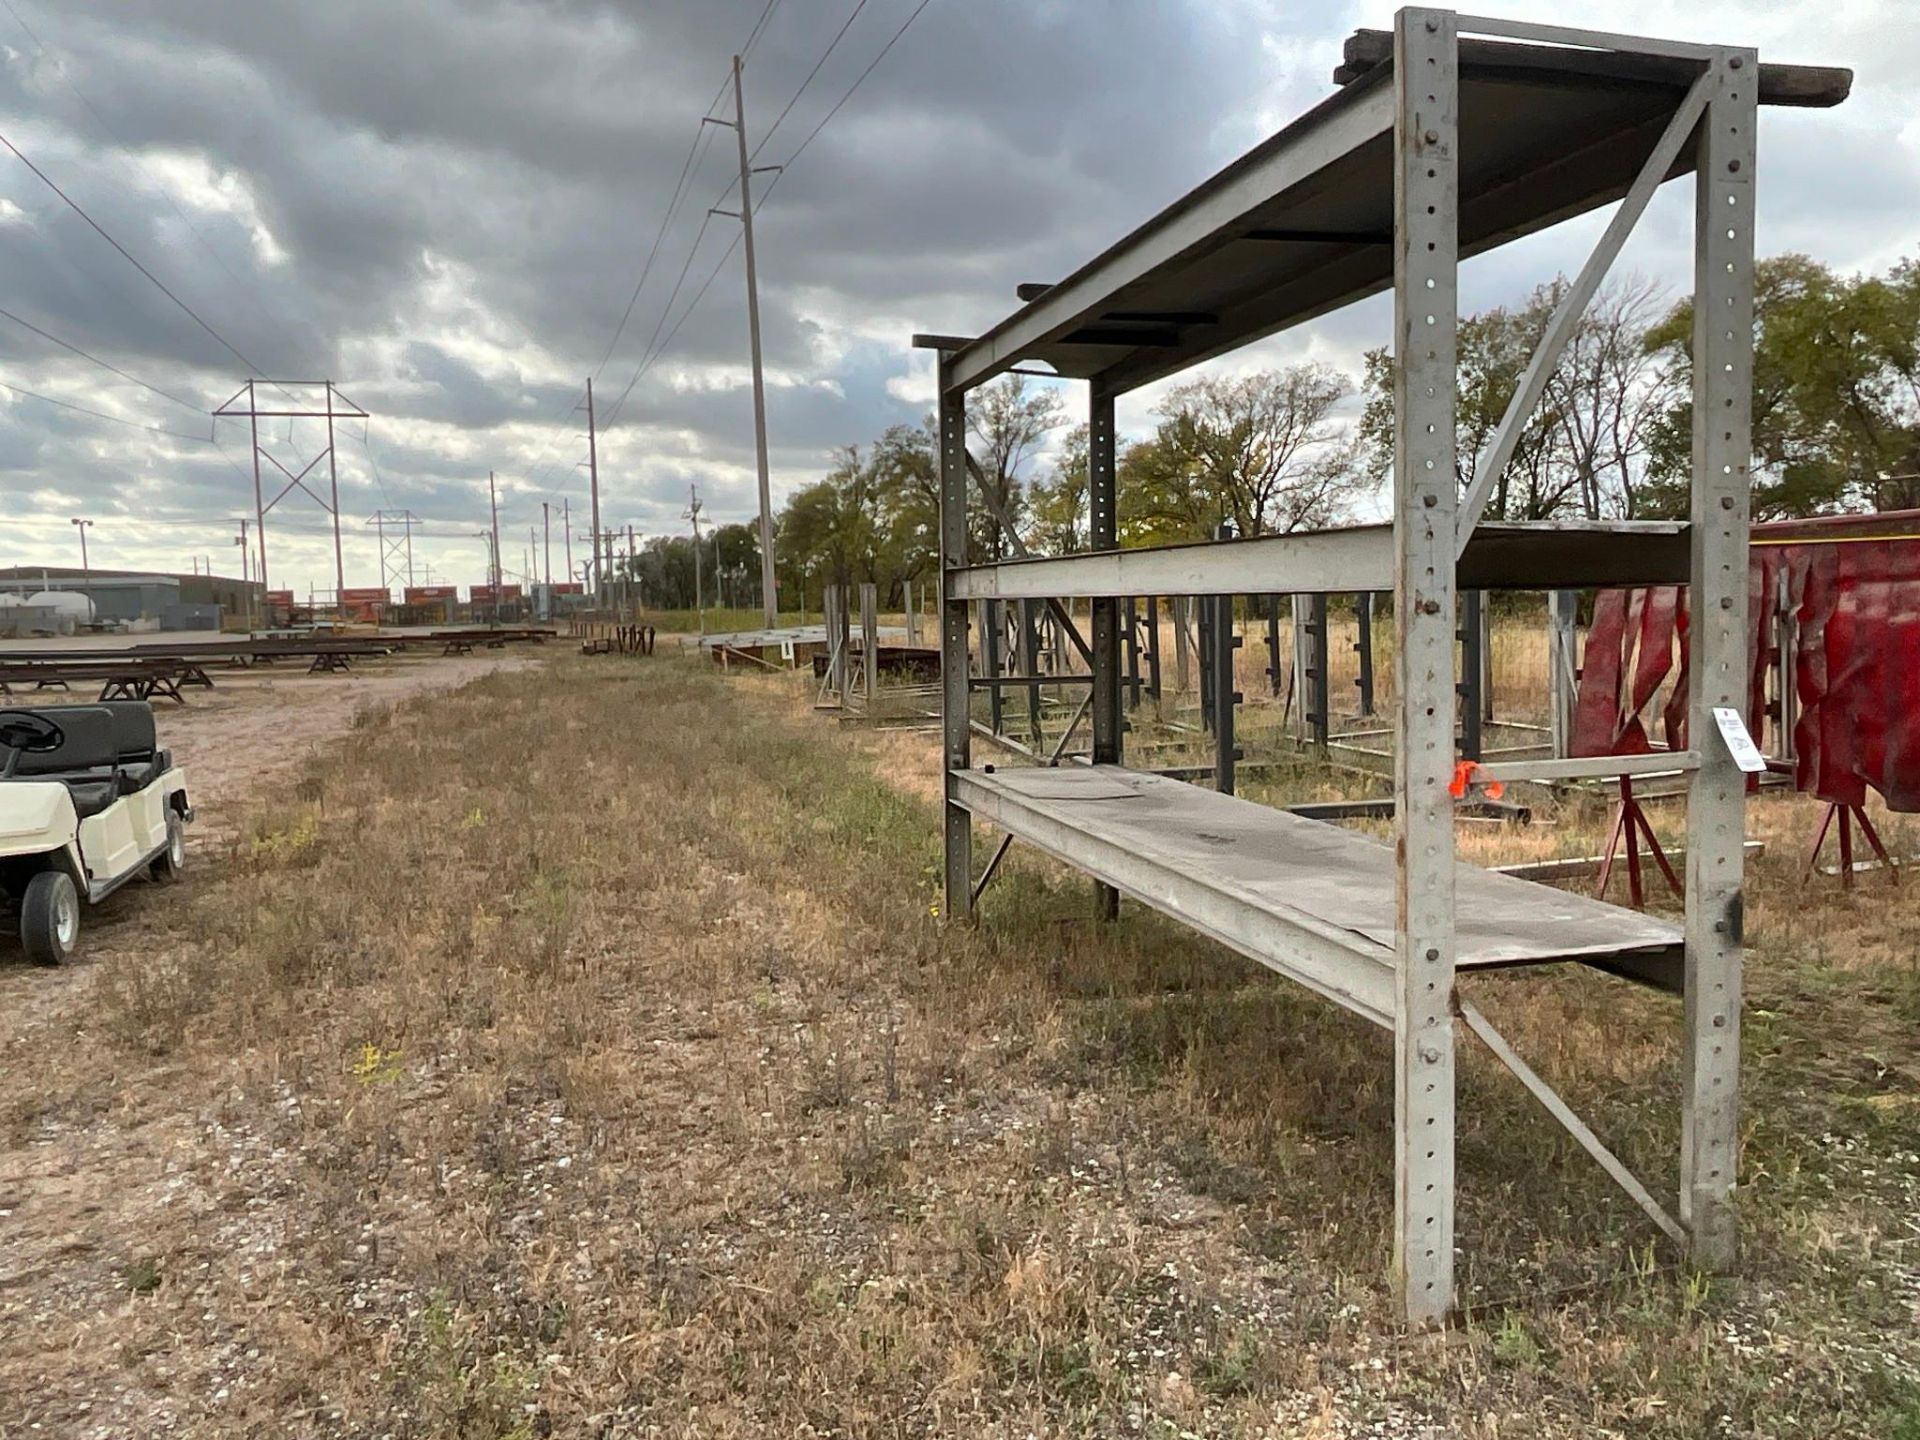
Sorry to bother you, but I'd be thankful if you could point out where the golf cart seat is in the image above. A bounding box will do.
[96,701,170,792]
[0,705,123,818]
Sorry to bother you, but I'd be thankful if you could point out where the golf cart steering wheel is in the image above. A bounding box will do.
[0,713,64,780]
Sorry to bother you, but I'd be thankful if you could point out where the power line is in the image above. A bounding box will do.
[1,0,298,347]
[0,129,274,377]
[0,376,211,443]
[774,0,937,177]
[750,0,874,162]
[591,70,734,382]
[741,0,787,60]
[508,0,798,529]
[0,305,205,413]
[604,0,941,427]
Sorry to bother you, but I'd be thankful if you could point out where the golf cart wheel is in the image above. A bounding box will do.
[21,870,80,966]
[151,810,186,883]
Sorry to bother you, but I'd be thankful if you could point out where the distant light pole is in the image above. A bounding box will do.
[70,517,94,623]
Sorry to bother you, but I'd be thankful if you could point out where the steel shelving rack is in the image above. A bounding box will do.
[914,11,1850,1324]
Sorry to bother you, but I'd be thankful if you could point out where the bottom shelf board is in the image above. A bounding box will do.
[953,765,1684,1021]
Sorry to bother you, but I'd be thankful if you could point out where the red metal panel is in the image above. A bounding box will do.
[1576,518,1920,812]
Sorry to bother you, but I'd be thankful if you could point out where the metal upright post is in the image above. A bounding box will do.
[1197,594,1215,730]
[1266,596,1284,696]
[1548,590,1577,758]
[860,581,878,705]
[983,600,1005,736]
[1019,598,1043,744]
[543,502,552,591]
[1144,595,1162,702]
[563,497,573,595]
[1772,585,1797,763]
[1211,591,1240,794]
[1307,592,1330,750]
[1088,384,1121,919]
[1292,593,1312,735]
[938,358,973,921]
[1682,45,1757,1274]
[1391,7,1460,1329]
[1211,523,1241,792]
[1124,597,1141,710]
[1355,592,1377,716]
[1173,596,1192,695]
[1459,589,1484,761]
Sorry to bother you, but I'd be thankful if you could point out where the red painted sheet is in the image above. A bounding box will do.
[1571,511,1920,812]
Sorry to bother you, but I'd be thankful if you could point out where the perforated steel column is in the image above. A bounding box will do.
[939,361,973,922]
[1089,385,1121,919]
[1391,7,1459,1328]
[1682,47,1757,1271]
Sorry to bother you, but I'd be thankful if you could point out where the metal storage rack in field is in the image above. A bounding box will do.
[914,11,1850,1325]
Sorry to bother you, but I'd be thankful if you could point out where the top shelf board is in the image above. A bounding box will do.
[919,30,1849,397]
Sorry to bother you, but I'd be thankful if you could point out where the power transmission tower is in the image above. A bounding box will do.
[706,53,780,628]
[367,509,419,592]
[213,380,366,600]
[582,379,602,603]
[233,519,253,628]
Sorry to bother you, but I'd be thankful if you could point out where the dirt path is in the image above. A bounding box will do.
[0,655,532,1050]
[0,653,542,1439]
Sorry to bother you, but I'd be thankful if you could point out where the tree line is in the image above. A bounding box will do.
[617,251,1920,612]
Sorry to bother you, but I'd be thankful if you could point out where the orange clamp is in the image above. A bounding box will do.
[1448,760,1504,801]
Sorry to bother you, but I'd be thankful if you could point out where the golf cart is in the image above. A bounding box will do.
[0,702,192,965]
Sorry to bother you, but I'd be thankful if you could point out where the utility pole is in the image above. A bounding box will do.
[686,482,705,634]
[488,470,502,597]
[584,378,602,604]
[626,524,635,616]
[707,54,780,628]
[70,517,94,620]
[562,496,573,591]
[542,502,552,589]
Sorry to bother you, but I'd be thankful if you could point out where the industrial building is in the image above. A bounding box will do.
[0,565,263,631]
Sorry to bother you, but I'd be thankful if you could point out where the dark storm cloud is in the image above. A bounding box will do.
[0,0,1911,588]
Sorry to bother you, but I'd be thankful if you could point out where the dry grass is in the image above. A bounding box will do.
[0,651,1915,1438]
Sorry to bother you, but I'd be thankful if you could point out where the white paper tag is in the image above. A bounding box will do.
[1711,706,1768,773]
[780,640,795,661]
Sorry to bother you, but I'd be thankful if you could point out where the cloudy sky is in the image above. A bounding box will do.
[0,0,1906,595]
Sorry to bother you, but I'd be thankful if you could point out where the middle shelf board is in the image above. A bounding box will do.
[947,520,1688,601]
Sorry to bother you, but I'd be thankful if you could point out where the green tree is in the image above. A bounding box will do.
[1359,278,1670,521]
[871,421,938,590]
[1117,432,1212,546]
[1156,364,1370,537]
[1644,252,1920,517]
[966,375,1065,558]
[1025,423,1090,554]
